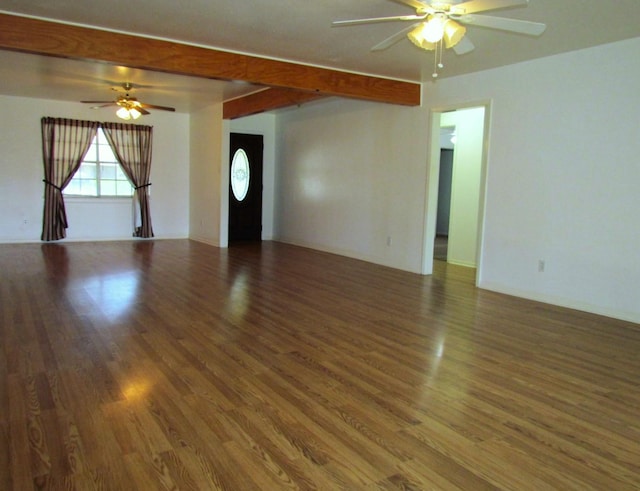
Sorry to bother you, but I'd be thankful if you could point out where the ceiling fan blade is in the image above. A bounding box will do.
[452,0,528,15]
[139,103,176,112]
[81,100,115,104]
[458,14,546,36]
[83,103,118,109]
[371,23,419,51]
[453,36,475,54]
[138,107,151,116]
[332,13,426,27]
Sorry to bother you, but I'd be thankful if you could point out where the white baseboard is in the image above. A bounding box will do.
[479,281,640,326]
[189,236,223,247]
[274,236,417,273]
[447,258,476,268]
[0,235,189,244]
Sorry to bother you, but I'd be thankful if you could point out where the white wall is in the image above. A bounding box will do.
[0,95,190,242]
[189,103,224,246]
[275,99,429,272]
[424,37,640,323]
[441,107,484,267]
[274,37,640,324]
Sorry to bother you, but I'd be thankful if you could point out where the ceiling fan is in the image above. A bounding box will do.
[81,82,176,120]
[332,0,546,77]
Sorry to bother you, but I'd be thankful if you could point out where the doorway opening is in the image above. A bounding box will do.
[422,103,490,284]
[435,141,455,262]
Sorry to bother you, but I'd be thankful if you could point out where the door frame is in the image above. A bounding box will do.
[421,100,492,286]
[228,132,264,243]
[222,117,275,248]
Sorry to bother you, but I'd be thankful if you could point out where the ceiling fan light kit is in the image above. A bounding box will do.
[442,19,467,48]
[116,98,143,120]
[407,14,467,77]
[332,0,546,79]
[116,107,141,120]
[408,26,437,51]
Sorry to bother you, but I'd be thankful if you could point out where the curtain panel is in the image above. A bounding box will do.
[101,123,154,238]
[41,118,99,241]
[40,119,155,241]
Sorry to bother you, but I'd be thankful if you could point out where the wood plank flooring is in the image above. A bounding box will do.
[1,239,639,490]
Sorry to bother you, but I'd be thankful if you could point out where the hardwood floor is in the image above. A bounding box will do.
[1,239,639,490]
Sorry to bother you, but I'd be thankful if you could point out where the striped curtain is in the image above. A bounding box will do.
[41,118,98,241]
[102,123,154,238]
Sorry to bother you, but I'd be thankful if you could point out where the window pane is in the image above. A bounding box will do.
[116,166,128,180]
[116,181,133,196]
[99,144,118,163]
[64,180,81,195]
[84,144,97,162]
[101,180,116,196]
[79,179,97,196]
[79,163,96,179]
[101,163,117,180]
[96,128,108,144]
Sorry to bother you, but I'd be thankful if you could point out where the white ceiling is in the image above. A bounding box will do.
[1,0,640,113]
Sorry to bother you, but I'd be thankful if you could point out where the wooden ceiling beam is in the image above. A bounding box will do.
[223,88,327,120]
[0,13,421,108]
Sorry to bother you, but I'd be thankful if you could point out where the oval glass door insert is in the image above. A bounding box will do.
[231,148,250,201]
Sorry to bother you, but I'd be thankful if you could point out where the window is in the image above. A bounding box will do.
[231,148,250,201]
[64,128,133,197]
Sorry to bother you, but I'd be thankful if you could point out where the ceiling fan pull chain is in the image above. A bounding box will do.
[433,39,443,78]
[432,44,437,78]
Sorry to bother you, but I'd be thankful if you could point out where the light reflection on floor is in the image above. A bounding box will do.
[227,268,250,322]
[79,270,140,319]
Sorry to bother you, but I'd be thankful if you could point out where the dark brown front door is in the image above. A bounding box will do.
[228,133,263,242]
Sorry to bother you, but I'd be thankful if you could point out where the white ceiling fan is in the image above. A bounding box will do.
[332,0,546,77]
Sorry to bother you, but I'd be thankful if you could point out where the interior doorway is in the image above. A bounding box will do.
[228,133,263,243]
[435,146,454,261]
[422,104,490,282]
